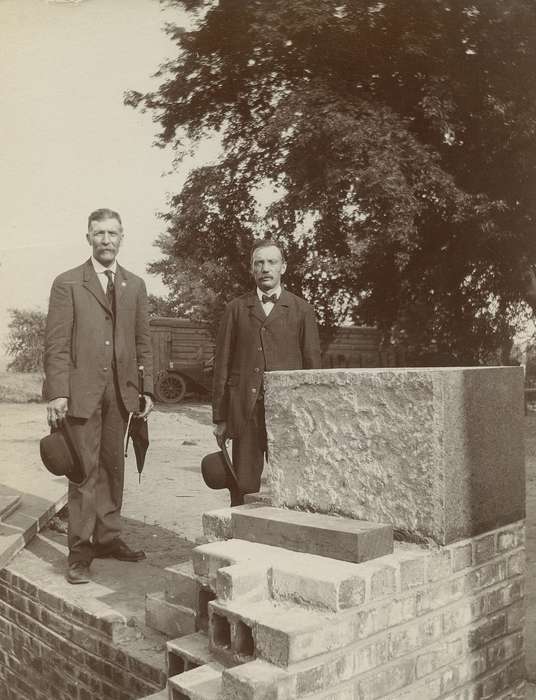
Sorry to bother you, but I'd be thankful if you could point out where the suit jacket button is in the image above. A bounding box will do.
[103,367,108,371]
[105,340,111,346]
[254,368,260,373]
[258,347,262,352]
[251,388,257,393]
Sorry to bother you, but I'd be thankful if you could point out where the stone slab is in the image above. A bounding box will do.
[231,506,393,563]
[264,367,525,545]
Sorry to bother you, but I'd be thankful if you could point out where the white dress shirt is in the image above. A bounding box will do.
[91,257,117,294]
[257,285,281,316]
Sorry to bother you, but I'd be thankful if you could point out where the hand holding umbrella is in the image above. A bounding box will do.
[124,365,152,484]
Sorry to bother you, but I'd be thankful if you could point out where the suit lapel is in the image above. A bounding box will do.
[82,259,110,312]
[115,264,129,307]
[246,293,267,325]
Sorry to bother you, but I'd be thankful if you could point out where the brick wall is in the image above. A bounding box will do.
[0,567,166,700]
[168,517,527,699]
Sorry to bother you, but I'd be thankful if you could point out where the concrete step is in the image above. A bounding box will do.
[201,503,265,542]
[231,506,393,563]
[168,663,223,700]
[138,691,168,700]
[208,598,339,667]
[146,591,197,638]
[165,560,203,606]
[0,484,22,522]
[0,487,66,570]
[244,487,271,506]
[167,631,229,676]
[194,538,401,612]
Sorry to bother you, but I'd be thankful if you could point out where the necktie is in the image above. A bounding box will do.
[104,270,115,314]
[261,293,277,304]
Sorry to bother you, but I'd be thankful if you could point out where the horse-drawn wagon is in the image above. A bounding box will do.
[149,316,394,404]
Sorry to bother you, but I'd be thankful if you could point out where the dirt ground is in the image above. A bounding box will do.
[0,399,228,568]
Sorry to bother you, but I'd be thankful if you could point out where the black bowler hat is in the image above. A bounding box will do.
[201,443,239,491]
[40,420,85,484]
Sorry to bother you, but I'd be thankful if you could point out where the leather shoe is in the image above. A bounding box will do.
[94,539,146,562]
[67,561,90,584]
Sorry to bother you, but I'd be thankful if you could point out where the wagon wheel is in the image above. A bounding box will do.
[155,373,187,404]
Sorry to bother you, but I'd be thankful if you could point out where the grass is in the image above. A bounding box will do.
[0,371,44,403]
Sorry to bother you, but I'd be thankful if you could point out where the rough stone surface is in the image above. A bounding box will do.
[231,506,392,563]
[264,367,525,545]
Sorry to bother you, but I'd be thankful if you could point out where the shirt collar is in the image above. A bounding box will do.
[257,285,281,302]
[91,256,117,275]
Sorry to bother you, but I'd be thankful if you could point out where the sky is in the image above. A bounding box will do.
[0,0,208,363]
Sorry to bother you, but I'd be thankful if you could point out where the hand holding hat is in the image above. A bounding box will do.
[40,419,85,484]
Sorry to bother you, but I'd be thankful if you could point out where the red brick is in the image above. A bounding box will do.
[399,557,425,591]
[426,550,452,582]
[506,600,525,633]
[451,544,472,573]
[468,613,507,650]
[497,531,517,552]
[507,551,525,577]
[356,657,415,698]
[370,564,396,600]
[415,637,464,679]
[473,534,496,564]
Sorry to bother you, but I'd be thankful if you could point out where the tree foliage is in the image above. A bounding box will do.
[4,309,46,373]
[127,0,536,362]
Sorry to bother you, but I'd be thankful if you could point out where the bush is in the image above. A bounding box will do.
[4,308,46,373]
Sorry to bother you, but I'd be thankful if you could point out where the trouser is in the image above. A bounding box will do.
[232,399,267,495]
[66,371,128,564]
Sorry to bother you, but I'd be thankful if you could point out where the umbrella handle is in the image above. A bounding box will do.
[221,442,240,491]
[138,365,145,411]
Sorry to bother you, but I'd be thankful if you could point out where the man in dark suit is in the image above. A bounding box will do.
[212,239,321,505]
[44,208,154,584]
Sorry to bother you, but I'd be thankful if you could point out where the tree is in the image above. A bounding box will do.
[4,309,46,373]
[127,0,536,362]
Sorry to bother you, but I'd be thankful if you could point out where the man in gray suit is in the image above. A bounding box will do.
[44,208,154,583]
[212,239,321,505]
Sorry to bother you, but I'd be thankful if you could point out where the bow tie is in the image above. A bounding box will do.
[261,293,277,304]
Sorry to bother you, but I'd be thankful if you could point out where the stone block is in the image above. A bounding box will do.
[168,663,223,700]
[264,367,525,545]
[145,592,196,638]
[270,557,366,611]
[167,632,219,676]
[244,489,272,506]
[203,504,264,541]
[165,561,200,608]
[137,691,168,700]
[191,539,288,587]
[216,562,270,603]
[231,506,393,563]
[221,659,294,700]
[209,598,342,667]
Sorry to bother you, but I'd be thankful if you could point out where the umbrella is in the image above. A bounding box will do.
[124,365,150,483]
[221,441,239,491]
